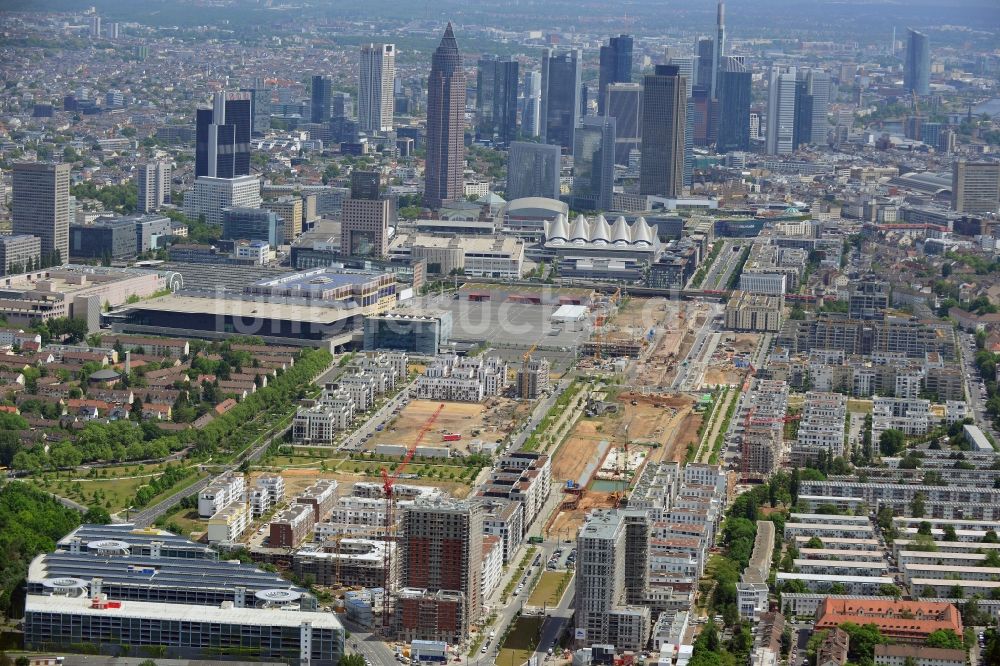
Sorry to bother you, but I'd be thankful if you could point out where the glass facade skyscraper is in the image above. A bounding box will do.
[540,48,582,152]
[904,28,930,96]
[195,91,252,179]
[716,58,751,153]
[506,141,561,200]
[598,35,633,114]
[310,75,331,123]
[573,115,616,212]
[476,55,519,147]
[640,65,686,198]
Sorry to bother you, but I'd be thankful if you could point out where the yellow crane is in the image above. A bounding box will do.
[523,342,538,364]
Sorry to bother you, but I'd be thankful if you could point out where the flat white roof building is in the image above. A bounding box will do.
[25,593,344,665]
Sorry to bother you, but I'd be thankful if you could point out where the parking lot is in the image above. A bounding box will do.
[404,295,591,350]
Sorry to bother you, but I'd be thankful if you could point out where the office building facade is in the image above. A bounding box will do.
[598,35,633,114]
[522,70,542,138]
[240,79,271,136]
[506,141,561,200]
[605,83,642,165]
[195,91,252,179]
[952,160,1000,214]
[540,48,582,152]
[359,43,396,133]
[716,58,751,153]
[807,70,831,145]
[183,175,262,227]
[904,29,930,96]
[766,66,797,155]
[0,234,41,275]
[424,24,466,210]
[136,161,171,214]
[342,170,390,257]
[311,75,332,123]
[573,115,616,212]
[476,55,519,147]
[12,162,70,262]
[70,219,138,260]
[222,207,283,247]
[640,65,686,198]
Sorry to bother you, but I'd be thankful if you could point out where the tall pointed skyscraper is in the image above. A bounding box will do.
[712,1,726,99]
[424,23,466,210]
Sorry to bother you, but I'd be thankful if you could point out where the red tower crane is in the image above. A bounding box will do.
[379,402,444,633]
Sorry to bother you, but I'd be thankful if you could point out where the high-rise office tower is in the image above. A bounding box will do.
[691,87,712,146]
[904,28,930,96]
[359,43,396,133]
[694,37,714,90]
[136,161,172,214]
[506,142,561,200]
[598,35,633,114]
[424,24,466,210]
[476,55,519,147]
[766,66,797,155]
[952,160,1000,214]
[806,70,831,145]
[540,48,582,152]
[668,57,695,98]
[240,79,271,136]
[341,170,389,256]
[195,91,252,179]
[12,162,70,263]
[310,75,331,124]
[712,1,726,99]
[793,76,812,150]
[523,71,542,138]
[640,65,686,199]
[716,57,751,153]
[573,115,616,212]
[605,83,642,166]
[399,499,484,643]
[685,98,694,187]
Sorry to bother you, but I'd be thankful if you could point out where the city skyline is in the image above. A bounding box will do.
[1,3,999,666]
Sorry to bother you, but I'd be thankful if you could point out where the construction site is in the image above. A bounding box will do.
[363,398,530,456]
[546,390,704,537]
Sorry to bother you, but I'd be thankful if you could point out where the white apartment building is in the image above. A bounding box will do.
[796,391,848,456]
[414,355,509,402]
[198,472,246,518]
[250,474,286,517]
[207,501,250,544]
[293,399,354,445]
[872,396,930,438]
[338,374,378,411]
[480,536,503,600]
